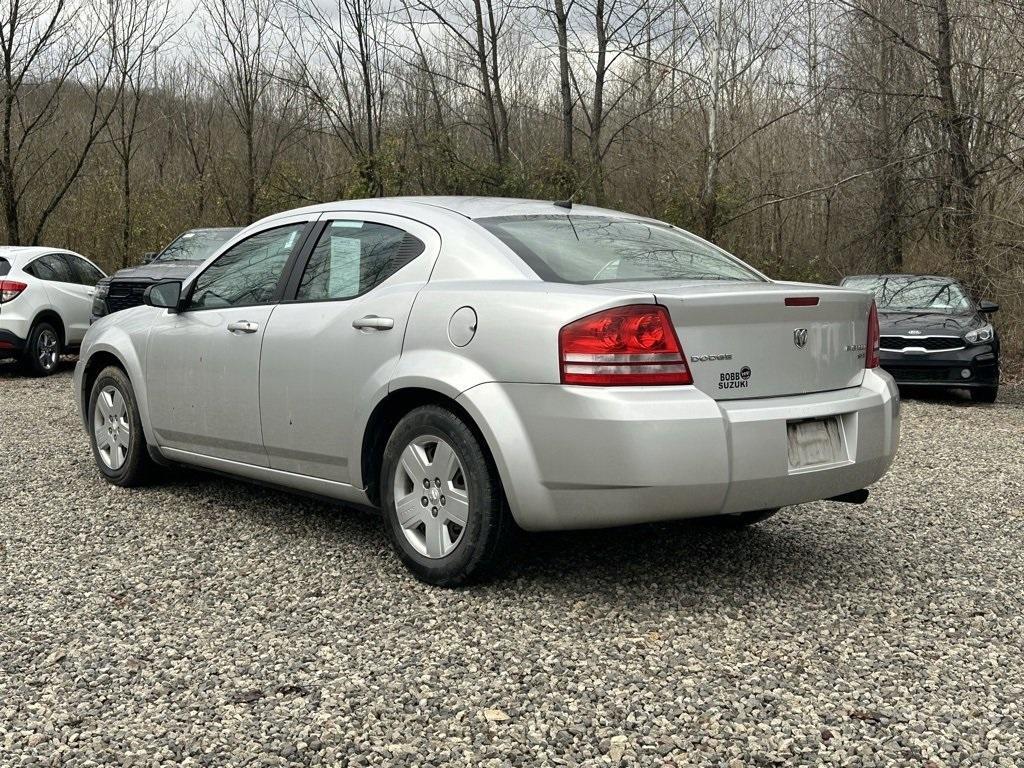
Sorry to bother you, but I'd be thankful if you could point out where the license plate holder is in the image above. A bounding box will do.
[787,416,844,469]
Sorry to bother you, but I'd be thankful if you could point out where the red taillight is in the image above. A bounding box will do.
[785,296,819,306]
[866,301,880,369]
[559,304,692,386]
[0,280,27,303]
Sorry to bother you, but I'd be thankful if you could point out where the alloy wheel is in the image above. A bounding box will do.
[392,435,470,559]
[93,385,131,470]
[36,329,59,371]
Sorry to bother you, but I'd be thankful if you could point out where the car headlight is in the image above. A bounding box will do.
[965,324,994,344]
[91,282,110,319]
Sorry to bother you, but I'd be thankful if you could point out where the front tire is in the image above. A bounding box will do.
[23,322,62,376]
[381,405,513,587]
[88,366,153,486]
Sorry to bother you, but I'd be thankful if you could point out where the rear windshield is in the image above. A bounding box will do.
[157,229,239,262]
[477,215,763,283]
[843,275,972,313]
[0,258,9,276]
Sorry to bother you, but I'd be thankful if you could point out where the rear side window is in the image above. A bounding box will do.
[68,255,104,285]
[295,220,424,301]
[26,254,74,282]
[0,258,9,276]
[478,215,762,284]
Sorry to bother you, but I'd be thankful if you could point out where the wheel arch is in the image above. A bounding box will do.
[30,309,66,345]
[359,386,505,510]
[78,340,156,446]
[81,350,129,409]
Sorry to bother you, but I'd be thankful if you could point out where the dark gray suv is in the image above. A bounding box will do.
[91,228,241,321]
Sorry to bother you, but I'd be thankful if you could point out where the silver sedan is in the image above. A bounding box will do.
[74,197,900,585]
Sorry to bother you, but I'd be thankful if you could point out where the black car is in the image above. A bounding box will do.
[841,274,999,402]
[91,227,242,321]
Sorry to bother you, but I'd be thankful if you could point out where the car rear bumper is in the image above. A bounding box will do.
[457,369,900,531]
[0,328,27,355]
[880,345,998,388]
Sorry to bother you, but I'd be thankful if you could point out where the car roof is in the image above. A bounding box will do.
[386,196,647,220]
[252,196,657,227]
[0,246,77,267]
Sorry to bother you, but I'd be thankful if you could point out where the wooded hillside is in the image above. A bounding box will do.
[3,0,1022,368]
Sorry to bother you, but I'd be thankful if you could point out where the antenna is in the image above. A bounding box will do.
[553,199,573,210]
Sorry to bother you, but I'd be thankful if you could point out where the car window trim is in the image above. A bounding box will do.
[278,215,426,305]
[181,220,318,312]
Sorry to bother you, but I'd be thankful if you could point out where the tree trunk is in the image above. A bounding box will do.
[472,0,503,166]
[590,0,607,203]
[699,0,724,240]
[934,0,979,288]
[876,30,903,271]
[485,0,509,163]
[1,90,20,245]
[553,0,572,163]
[121,148,132,268]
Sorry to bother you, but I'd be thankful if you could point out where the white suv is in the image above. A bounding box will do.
[0,247,106,375]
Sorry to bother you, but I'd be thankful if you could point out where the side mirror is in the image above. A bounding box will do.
[978,300,999,314]
[142,251,157,263]
[144,280,182,311]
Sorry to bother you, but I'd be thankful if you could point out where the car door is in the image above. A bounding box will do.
[64,254,106,342]
[25,253,95,344]
[145,219,313,466]
[259,214,440,483]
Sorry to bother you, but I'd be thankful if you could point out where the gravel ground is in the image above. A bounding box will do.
[2,362,1023,767]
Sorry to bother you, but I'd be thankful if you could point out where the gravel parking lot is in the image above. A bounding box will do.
[2,364,1023,767]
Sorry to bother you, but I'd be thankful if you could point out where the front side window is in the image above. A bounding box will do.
[188,224,305,310]
[68,255,104,285]
[843,276,972,313]
[477,215,763,284]
[295,220,424,301]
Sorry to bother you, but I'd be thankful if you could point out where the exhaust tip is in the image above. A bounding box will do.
[828,489,869,505]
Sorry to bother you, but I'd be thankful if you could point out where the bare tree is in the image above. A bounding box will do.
[106,0,176,266]
[202,0,297,223]
[0,0,121,244]
[285,0,395,195]
[409,0,512,168]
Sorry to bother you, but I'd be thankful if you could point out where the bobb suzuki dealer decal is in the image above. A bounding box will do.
[719,366,752,390]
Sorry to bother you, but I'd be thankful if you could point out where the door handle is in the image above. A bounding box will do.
[227,320,259,334]
[352,315,394,331]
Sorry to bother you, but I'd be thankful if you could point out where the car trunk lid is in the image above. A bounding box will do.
[604,280,872,399]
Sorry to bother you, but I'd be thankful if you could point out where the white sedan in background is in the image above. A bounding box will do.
[74,197,900,585]
[0,247,106,375]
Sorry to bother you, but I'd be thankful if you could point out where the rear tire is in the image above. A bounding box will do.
[970,385,998,404]
[380,405,514,587]
[88,365,153,487]
[709,508,780,528]
[22,322,62,376]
